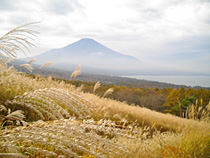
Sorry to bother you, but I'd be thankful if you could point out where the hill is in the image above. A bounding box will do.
[1,62,210,157]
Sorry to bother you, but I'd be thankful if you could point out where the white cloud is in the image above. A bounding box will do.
[0,0,209,73]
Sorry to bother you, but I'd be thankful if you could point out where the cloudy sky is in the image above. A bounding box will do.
[0,0,210,74]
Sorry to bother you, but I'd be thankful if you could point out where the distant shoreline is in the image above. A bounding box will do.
[123,75,210,88]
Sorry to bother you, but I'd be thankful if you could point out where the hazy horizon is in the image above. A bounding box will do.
[124,75,210,88]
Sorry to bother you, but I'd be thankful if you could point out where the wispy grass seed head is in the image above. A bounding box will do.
[20,64,33,72]
[0,22,38,59]
[103,88,114,97]
[93,81,100,94]
[70,65,81,80]
[27,59,36,64]
[39,61,52,69]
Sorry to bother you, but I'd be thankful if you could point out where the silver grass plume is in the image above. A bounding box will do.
[20,64,33,72]
[103,88,114,97]
[6,110,25,120]
[0,22,38,59]
[93,81,100,94]
[39,61,52,69]
[27,59,36,64]
[70,65,81,80]
[0,119,135,157]
[7,88,95,120]
[0,105,7,112]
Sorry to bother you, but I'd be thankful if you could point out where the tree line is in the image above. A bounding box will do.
[67,80,210,116]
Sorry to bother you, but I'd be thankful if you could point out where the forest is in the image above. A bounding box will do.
[64,80,210,116]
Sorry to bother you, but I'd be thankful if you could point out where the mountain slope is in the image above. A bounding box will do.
[24,38,141,72]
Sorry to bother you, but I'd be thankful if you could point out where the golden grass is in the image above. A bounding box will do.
[1,63,210,157]
[77,91,209,132]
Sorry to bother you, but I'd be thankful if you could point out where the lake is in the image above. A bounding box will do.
[124,75,210,88]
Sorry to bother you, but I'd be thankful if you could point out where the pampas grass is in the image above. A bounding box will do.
[20,64,33,72]
[0,105,7,112]
[93,81,100,94]
[0,22,38,59]
[27,59,36,64]
[103,88,114,97]
[0,118,209,157]
[1,22,210,157]
[39,61,52,69]
[70,65,81,80]
[1,62,210,157]
[185,100,210,122]
[6,88,95,120]
[6,110,25,120]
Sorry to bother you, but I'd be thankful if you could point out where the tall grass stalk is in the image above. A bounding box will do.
[103,88,114,97]
[0,22,38,59]
[20,64,33,72]
[93,81,100,94]
[39,61,52,69]
[70,65,81,80]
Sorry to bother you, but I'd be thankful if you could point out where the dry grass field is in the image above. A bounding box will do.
[0,23,210,158]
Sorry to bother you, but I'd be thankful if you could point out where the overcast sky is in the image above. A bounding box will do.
[0,0,210,74]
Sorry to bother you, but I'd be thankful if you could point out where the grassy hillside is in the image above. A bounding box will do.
[1,62,210,157]
[1,23,210,158]
[8,61,210,115]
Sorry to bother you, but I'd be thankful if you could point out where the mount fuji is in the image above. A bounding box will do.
[23,38,143,74]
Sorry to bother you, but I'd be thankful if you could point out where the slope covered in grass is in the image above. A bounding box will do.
[1,63,210,158]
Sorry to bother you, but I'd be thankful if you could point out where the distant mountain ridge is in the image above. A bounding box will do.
[23,38,141,73]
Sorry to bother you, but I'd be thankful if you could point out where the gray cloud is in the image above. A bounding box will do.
[44,0,81,15]
[0,0,18,11]
[142,9,161,18]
